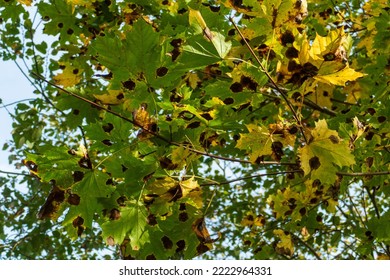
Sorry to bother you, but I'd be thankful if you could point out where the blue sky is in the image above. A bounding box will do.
[0,60,35,173]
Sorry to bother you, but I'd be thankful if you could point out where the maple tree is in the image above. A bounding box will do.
[0,0,389,260]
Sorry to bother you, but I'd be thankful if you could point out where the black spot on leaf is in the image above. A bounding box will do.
[196,243,210,255]
[176,240,185,252]
[116,93,124,100]
[116,196,127,206]
[223,97,234,105]
[72,68,79,74]
[156,66,168,77]
[72,171,84,182]
[285,47,299,58]
[147,214,157,226]
[109,208,121,220]
[288,125,298,134]
[170,39,182,48]
[309,156,321,170]
[179,212,188,222]
[167,185,183,202]
[161,236,173,250]
[230,82,243,92]
[146,254,156,260]
[201,113,213,120]
[122,79,135,90]
[179,203,186,211]
[329,135,339,144]
[37,185,65,220]
[323,52,335,61]
[271,141,284,161]
[67,193,80,205]
[73,109,80,115]
[378,116,386,123]
[281,30,295,46]
[159,157,178,170]
[299,207,307,216]
[102,139,113,146]
[367,108,376,115]
[121,164,128,172]
[284,209,293,216]
[72,216,84,227]
[186,121,201,129]
[365,157,374,168]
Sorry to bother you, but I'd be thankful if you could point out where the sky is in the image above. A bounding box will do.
[0,59,35,174]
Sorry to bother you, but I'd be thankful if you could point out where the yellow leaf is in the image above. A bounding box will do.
[180,177,203,208]
[147,177,177,196]
[133,104,151,129]
[236,124,273,163]
[53,63,82,87]
[94,90,124,105]
[305,81,334,108]
[66,0,95,11]
[326,198,338,213]
[310,29,345,60]
[171,146,191,169]
[17,0,32,5]
[273,229,294,256]
[188,8,207,35]
[377,254,390,260]
[241,212,265,227]
[314,66,365,86]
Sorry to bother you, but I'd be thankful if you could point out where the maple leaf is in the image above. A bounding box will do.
[236,124,274,163]
[299,120,355,184]
[53,62,82,87]
[273,229,294,256]
[180,177,203,209]
[93,89,125,105]
[314,66,365,86]
[17,0,32,5]
[64,170,115,228]
[101,199,149,250]
[236,123,293,163]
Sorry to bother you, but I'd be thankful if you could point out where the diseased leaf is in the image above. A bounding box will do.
[101,199,149,250]
[53,62,82,87]
[64,170,115,228]
[299,120,355,184]
[273,229,294,257]
[314,66,365,86]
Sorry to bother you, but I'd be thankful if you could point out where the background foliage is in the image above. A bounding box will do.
[0,0,389,260]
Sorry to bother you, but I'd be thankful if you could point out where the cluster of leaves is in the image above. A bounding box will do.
[0,0,389,259]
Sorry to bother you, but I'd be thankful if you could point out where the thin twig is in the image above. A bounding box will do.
[293,234,322,260]
[200,170,301,186]
[0,169,32,177]
[336,171,390,177]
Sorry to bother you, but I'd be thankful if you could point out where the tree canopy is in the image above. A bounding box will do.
[0,0,389,260]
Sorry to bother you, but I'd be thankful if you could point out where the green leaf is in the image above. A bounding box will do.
[64,170,115,228]
[299,120,355,184]
[101,199,149,250]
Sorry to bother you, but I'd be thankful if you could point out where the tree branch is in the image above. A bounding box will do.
[0,169,32,177]
[200,170,301,186]
[336,171,390,176]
